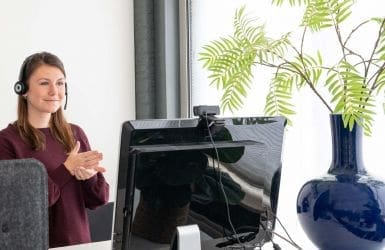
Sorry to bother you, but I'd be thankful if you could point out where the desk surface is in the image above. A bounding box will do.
[50,236,170,250]
[50,241,111,250]
[50,238,298,250]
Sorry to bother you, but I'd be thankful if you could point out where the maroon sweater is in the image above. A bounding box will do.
[0,123,109,248]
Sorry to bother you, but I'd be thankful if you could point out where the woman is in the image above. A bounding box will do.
[0,51,109,247]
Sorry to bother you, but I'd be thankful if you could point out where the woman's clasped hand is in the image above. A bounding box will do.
[64,141,106,180]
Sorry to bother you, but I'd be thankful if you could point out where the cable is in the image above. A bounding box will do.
[210,156,231,240]
[271,211,295,245]
[272,242,282,250]
[204,113,242,246]
[271,231,302,249]
[216,232,256,248]
[268,210,302,249]
[267,227,280,250]
[258,209,302,250]
[202,113,299,250]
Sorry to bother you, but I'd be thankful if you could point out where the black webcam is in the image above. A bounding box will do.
[193,105,224,135]
[193,105,220,117]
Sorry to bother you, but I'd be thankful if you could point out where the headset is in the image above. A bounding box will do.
[14,56,68,110]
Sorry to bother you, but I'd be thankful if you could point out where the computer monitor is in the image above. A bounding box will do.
[112,116,286,250]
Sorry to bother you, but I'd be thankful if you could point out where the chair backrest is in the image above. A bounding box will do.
[87,201,114,242]
[0,159,48,250]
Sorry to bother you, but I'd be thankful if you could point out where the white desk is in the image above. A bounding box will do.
[50,235,169,250]
[50,241,111,250]
[50,238,298,250]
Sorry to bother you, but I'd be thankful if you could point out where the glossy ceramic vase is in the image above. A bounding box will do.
[297,114,385,250]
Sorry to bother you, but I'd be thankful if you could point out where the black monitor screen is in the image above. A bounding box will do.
[112,116,286,250]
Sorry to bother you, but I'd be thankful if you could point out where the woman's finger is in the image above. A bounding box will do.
[77,167,97,180]
[82,159,100,168]
[70,141,80,155]
[79,151,103,160]
[75,167,84,180]
[94,166,106,173]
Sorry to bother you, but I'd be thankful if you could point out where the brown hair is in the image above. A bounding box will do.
[15,51,75,152]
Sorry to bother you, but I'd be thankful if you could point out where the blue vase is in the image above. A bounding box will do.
[297,114,385,250]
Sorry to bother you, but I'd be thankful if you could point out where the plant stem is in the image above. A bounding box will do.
[367,19,385,91]
[344,20,370,47]
[259,51,334,113]
[369,62,385,92]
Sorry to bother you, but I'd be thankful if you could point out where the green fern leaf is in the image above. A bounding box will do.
[301,0,353,31]
[264,72,296,124]
[335,0,354,23]
[272,0,310,7]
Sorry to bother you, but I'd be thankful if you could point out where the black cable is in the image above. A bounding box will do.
[268,210,302,249]
[210,157,232,240]
[204,113,242,246]
[271,231,301,249]
[269,231,279,250]
[216,232,256,248]
[272,242,282,250]
[202,113,299,250]
[258,209,302,250]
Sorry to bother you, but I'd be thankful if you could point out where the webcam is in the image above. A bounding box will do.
[193,105,224,135]
[193,105,220,117]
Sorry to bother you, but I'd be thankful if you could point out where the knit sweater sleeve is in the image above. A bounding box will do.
[73,125,109,209]
[48,164,73,205]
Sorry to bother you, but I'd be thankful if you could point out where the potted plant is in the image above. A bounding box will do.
[199,1,385,249]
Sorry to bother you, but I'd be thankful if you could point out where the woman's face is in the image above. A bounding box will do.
[25,64,66,115]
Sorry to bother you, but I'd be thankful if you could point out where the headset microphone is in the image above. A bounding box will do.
[64,83,68,110]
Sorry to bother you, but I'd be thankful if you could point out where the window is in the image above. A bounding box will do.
[187,1,385,249]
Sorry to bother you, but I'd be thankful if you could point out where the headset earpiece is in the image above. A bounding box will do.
[15,55,31,96]
[14,81,28,95]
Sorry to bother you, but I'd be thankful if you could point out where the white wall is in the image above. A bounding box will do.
[0,0,135,202]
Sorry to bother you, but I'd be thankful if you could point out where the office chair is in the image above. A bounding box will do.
[87,201,114,242]
[0,159,48,250]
